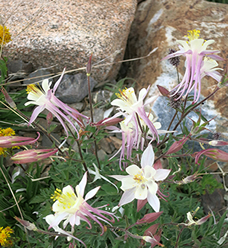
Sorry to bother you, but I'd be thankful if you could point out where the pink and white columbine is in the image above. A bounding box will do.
[110,87,159,141]
[25,69,88,138]
[108,113,171,170]
[110,145,171,212]
[45,172,116,236]
[163,29,223,103]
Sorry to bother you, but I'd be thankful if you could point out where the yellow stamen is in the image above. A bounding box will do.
[115,88,134,102]
[185,29,200,41]
[26,84,39,94]
[133,172,146,184]
[50,188,62,201]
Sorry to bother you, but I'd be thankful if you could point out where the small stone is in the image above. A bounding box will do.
[55,73,97,103]
[23,68,51,85]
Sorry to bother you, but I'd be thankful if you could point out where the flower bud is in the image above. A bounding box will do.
[46,112,53,126]
[86,54,93,76]
[1,87,17,109]
[0,132,40,148]
[11,148,58,164]
[166,136,188,155]
[91,117,123,127]
[14,216,37,231]
[136,212,163,225]
[193,148,228,164]
[157,85,170,97]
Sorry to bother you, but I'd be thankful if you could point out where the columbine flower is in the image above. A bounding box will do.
[181,207,211,226]
[25,69,88,138]
[45,172,116,236]
[110,87,159,140]
[110,145,170,212]
[108,113,170,170]
[11,148,57,164]
[162,29,223,103]
[0,25,12,45]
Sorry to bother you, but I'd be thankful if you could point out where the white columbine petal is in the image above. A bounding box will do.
[153,169,171,181]
[141,145,154,168]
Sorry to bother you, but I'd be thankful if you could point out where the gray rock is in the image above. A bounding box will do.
[56,73,97,103]
[7,59,33,74]
[23,68,51,85]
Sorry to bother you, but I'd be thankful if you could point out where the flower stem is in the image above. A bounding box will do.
[158,86,220,147]
[87,74,101,169]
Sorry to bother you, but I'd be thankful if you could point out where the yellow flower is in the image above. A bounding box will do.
[0,226,14,247]
[0,128,15,137]
[0,25,12,45]
[0,128,16,157]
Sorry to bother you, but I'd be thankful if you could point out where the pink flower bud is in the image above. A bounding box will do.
[137,199,147,212]
[11,148,58,164]
[14,216,37,231]
[1,87,17,109]
[174,173,200,185]
[141,224,163,247]
[193,148,228,164]
[208,140,228,146]
[0,132,40,148]
[136,212,163,225]
[196,214,211,225]
[91,117,123,127]
[166,136,189,155]
[157,85,170,97]
[46,112,53,126]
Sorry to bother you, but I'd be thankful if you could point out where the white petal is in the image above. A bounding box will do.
[118,188,136,206]
[109,175,131,181]
[144,166,156,179]
[177,40,190,51]
[62,185,75,195]
[147,192,160,212]
[126,164,141,176]
[121,177,136,190]
[103,107,114,118]
[154,169,171,181]
[85,186,100,201]
[147,180,158,195]
[138,88,147,101]
[78,172,87,197]
[141,145,154,168]
[134,185,148,200]
[42,79,51,93]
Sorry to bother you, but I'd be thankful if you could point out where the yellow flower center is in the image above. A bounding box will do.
[116,88,134,103]
[133,171,146,184]
[26,84,43,95]
[185,29,200,41]
[51,188,77,210]
[0,25,12,45]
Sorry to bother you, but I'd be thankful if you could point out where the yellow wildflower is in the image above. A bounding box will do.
[0,226,14,247]
[0,128,17,156]
[0,25,12,45]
